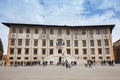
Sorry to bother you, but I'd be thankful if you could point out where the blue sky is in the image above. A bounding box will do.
[0,0,120,54]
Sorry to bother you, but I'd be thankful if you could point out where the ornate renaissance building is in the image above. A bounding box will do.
[2,22,115,65]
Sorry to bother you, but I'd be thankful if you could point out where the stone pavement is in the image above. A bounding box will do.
[0,64,120,80]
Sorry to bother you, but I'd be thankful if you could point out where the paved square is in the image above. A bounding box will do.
[0,64,120,80]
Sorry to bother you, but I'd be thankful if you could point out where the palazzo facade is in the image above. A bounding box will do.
[2,22,115,65]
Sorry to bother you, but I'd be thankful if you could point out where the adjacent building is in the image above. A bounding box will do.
[2,22,115,65]
[113,39,120,63]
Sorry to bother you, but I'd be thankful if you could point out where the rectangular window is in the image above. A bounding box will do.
[58,49,62,53]
[17,57,21,60]
[42,49,46,55]
[104,39,109,46]
[83,49,87,55]
[34,39,38,46]
[25,39,30,46]
[82,29,86,35]
[97,40,101,46]
[34,49,37,55]
[66,40,70,47]
[50,49,53,55]
[99,57,103,60]
[34,28,38,34]
[12,27,16,33]
[66,28,70,35]
[18,48,21,55]
[74,40,78,47]
[103,28,107,34]
[91,48,95,55]
[105,48,110,54]
[75,49,79,55]
[18,39,22,46]
[42,40,46,46]
[82,40,86,47]
[98,48,102,54]
[83,57,87,60]
[67,49,71,55]
[90,40,94,47]
[74,28,78,35]
[26,28,30,33]
[18,28,23,33]
[89,29,94,35]
[58,28,62,34]
[25,48,29,54]
[50,40,53,46]
[50,28,54,34]
[9,57,13,60]
[11,39,15,46]
[33,57,37,60]
[96,28,101,34]
[42,28,46,34]
[25,57,29,60]
[10,48,14,54]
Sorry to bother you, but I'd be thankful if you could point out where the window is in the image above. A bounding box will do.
[50,28,54,34]
[97,40,101,46]
[66,40,70,47]
[75,49,79,55]
[98,48,102,54]
[74,28,78,35]
[83,49,87,55]
[12,27,16,33]
[10,48,14,54]
[50,40,53,46]
[91,57,95,60]
[42,40,46,46]
[25,39,30,46]
[82,40,86,47]
[18,48,21,55]
[25,48,29,54]
[25,57,29,60]
[42,28,46,34]
[105,48,110,54]
[99,57,103,60]
[90,40,94,47]
[82,29,86,35]
[18,39,22,46]
[34,39,38,46]
[66,28,70,35]
[58,28,62,34]
[9,57,13,60]
[89,29,94,35]
[67,49,71,54]
[18,28,23,33]
[50,49,53,55]
[33,57,37,60]
[103,28,107,34]
[57,39,63,46]
[58,49,62,53]
[104,39,109,46]
[17,57,21,60]
[83,57,87,60]
[11,39,15,46]
[26,28,30,33]
[74,40,78,47]
[96,28,101,34]
[106,56,110,60]
[34,49,37,55]
[42,49,46,55]
[34,28,38,34]
[91,48,95,55]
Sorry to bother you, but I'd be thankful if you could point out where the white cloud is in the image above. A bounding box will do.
[98,0,120,11]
